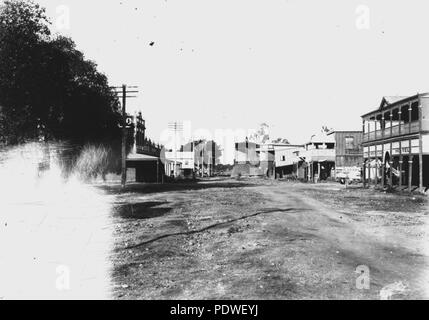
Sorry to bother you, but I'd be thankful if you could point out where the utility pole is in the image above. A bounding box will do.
[111,84,139,188]
[201,142,204,178]
[192,139,196,179]
[121,84,127,188]
[168,122,183,177]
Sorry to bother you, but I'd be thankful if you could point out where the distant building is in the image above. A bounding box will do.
[232,138,297,178]
[165,150,194,178]
[234,138,260,164]
[231,130,363,182]
[299,132,336,182]
[273,145,305,178]
[126,112,164,183]
[164,141,216,178]
[231,138,259,177]
[257,143,304,178]
[164,158,183,179]
[126,153,164,183]
[328,131,363,181]
[361,93,429,192]
[194,141,217,177]
[328,131,363,167]
[258,130,363,182]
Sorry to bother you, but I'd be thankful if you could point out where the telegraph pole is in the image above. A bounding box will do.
[121,84,127,188]
[192,139,196,179]
[168,122,183,177]
[111,84,139,188]
[201,142,204,178]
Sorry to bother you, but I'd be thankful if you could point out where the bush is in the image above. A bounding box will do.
[74,144,118,181]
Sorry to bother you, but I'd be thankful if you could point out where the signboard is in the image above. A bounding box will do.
[126,116,134,127]
[401,146,410,154]
[336,166,361,180]
[401,141,410,154]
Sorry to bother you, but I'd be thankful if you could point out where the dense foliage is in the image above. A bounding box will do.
[0,0,122,145]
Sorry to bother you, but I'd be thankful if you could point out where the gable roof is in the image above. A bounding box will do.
[362,92,429,118]
[379,96,408,110]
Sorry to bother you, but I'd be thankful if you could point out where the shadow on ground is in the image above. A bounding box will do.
[113,201,172,219]
[99,180,251,195]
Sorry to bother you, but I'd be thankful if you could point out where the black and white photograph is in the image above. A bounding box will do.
[1,0,429,304]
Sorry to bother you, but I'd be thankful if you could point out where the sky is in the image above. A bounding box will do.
[34,0,429,163]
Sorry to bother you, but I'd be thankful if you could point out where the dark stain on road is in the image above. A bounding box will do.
[113,201,172,219]
[100,181,252,195]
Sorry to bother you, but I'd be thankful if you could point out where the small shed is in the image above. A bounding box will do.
[126,153,164,183]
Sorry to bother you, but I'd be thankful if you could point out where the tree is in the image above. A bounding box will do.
[272,137,290,144]
[0,0,121,145]
[249,123,270,144]
[321,126,333,133]
[0,0,51,143]
[46,36,122,143]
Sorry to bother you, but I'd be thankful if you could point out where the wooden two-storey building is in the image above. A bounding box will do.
[361,94,429,192]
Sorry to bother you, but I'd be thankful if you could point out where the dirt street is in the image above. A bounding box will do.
[108,178,429,300]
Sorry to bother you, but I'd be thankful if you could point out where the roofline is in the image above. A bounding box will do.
[327,130,362,134]
[126,158,160,162]
[305,140,335,145]
[257,144,305,150]
[271,146,306,152]
[361,93,429,118]
[270,144,304,147]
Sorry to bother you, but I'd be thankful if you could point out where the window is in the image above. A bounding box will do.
[281,155,286,161]
[345,137,354,150]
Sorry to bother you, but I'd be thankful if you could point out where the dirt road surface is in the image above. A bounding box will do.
[2,162,427,300]
[109,178,429,300]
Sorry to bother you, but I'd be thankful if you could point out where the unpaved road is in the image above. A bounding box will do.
[109,179,429,300]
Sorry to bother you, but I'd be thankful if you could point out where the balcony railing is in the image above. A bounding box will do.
[363,121,420,142]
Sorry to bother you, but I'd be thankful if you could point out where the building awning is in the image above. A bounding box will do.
[126,153,160,162]
[309,158,336,163]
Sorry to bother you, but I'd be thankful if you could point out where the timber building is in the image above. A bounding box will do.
[361,94,429,192]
